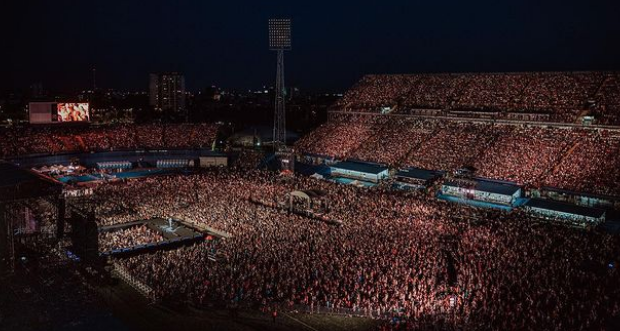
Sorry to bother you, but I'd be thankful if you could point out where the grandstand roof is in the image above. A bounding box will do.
[444,178,521,196]
[525,198,606,219]
[0,161,62,201]
[396,168,443,181]
[331,161,388,175]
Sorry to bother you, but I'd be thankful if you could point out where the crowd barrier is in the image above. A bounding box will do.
[97,161,132,170]
[100,233,203,256]
[289,303,392,319]
[157,159,190,169]
[112,262,158,303]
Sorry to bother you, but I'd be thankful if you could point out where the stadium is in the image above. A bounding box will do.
[2,2,620,330]
[1,70,620,331]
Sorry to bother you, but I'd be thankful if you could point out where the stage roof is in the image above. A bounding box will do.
[331,161,388,175]
[525,198,606,219]
[0,161,62,202]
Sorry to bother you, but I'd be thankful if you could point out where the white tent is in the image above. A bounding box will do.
[310,173,324,180]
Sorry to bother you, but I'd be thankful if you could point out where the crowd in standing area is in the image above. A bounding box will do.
[98,224,165,252]
[69,169,620,330]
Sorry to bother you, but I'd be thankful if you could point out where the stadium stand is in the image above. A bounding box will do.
[0,123,219,158]
[332,71,620,124]
[296,71,620,197]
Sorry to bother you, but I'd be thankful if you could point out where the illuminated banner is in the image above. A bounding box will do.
[57,103,90,122]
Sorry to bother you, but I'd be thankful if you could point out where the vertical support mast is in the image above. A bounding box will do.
[274,49,286,148]
[268,18,291,151]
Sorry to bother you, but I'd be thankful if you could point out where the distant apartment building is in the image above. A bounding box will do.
[149,72,186,112]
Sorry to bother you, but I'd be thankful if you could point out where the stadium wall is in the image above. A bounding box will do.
[12,150,226,169]
[326,110,620,131]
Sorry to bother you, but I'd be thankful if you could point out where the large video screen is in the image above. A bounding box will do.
[29,102,55,124]
[57,103,90,122]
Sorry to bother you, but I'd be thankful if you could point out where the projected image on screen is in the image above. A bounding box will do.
[57,103,90,122]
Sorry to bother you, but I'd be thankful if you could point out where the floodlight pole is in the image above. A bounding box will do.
[273,49,286,150]
[269,18,291,152]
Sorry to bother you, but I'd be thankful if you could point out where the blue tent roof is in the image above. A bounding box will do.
[525,198,606,219]
[331,161,388,175]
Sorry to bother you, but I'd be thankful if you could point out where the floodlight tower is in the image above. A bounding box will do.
[269,18,291,151]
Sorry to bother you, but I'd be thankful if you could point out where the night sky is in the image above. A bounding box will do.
[2,0,620,93]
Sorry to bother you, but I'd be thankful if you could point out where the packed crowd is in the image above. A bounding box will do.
[98,224,165,252]
[348,118,434,166]
[592,74,620,125]
[544,132,620,196]
[403,121,493,172]
[456,73,528,110]
[336,75,414,110]
[73,170,620,330]
[295,114,373,159]
[473,126,576,185]
[403,74,467,110]
[0,123,219,158]
[334,71,620,124]
[296,114,620,196]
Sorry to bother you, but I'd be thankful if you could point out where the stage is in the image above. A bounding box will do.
[98,218,206,256]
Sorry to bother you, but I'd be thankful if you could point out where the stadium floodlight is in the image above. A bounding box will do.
[269,18,291,150]
[269,19,292,51]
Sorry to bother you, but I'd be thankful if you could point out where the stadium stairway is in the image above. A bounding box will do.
[594,75,611,99]
[517,75,535,99]
[75,135,87,151]
[576,109,591,120]
[465,126,503,168]
[347,125,389,162]
[58,136,81,153]
[549,140,581,177]
[398,128,442,168]
[383,104,398,114]
[342,102,353,111]
[450,77,474,105]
